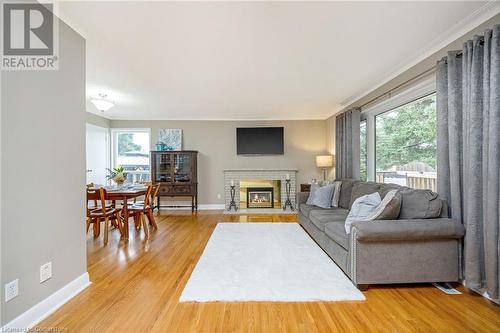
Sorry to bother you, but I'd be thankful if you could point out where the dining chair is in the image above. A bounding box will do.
[133,183,161,215]
[86,183,113,210]
[86,187,123,245]
[128,185,156,239]
[150,183,161,214]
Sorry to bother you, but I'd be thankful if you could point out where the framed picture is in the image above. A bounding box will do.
[158,129,182,150]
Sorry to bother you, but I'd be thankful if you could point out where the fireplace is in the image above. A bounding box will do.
[246,187,274,208]
[223,169,297,213]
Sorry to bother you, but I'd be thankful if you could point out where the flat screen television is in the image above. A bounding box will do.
[236,127,284,155]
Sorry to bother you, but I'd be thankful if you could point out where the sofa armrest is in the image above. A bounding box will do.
[351,218,465,242]
[297,192,310,205]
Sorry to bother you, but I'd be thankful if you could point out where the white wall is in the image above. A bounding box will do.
[110,119,329,204]
[1,21,86,324]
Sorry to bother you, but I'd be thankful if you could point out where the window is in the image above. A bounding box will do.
[111,129,150,183]
[359,120,367,181]
[358,77,438,191]
[375,94,437,191]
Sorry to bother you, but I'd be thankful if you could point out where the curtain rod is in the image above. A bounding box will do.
[357,66,436,110]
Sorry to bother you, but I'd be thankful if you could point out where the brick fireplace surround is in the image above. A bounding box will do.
[223,169,298,213]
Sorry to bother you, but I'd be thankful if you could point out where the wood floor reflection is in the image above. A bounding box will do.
[40,210,500,332]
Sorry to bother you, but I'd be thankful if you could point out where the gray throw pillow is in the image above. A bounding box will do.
[398,188,442,219]
[331,181,342,208]
[306,183,335,209]
[366,189,402,220]
[345,192,381,234]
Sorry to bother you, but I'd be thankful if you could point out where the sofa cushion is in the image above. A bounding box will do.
[309,208,350,231]
[398,188,442,219]
[306,183,335,208]
[378,183,402,198]
[337,179,357,209]
[299,203,328,218]
[331,181,342,208]
[325,221,349,250]
[350,182,381,208]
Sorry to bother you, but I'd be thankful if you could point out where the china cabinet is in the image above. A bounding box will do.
[150,151,198,211]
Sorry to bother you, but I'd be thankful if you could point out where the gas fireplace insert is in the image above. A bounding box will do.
[246,187,274,208]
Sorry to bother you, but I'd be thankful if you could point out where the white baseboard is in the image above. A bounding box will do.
[2,272,91,331]
[199,204,225,210]
[160,204,225,210]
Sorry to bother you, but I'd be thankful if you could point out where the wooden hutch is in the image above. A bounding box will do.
[150,150,198,211]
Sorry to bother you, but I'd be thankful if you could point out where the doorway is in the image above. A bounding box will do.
[86,123,109,185]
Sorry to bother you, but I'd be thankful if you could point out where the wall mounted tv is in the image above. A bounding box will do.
[236,127,284,155]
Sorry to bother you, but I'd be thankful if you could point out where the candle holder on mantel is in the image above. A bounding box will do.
[282,178,294,211]
[228,184,238,211]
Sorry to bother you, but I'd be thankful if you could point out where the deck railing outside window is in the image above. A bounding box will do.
[376,171,437,192]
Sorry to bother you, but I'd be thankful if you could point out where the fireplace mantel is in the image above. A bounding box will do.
[223,169,298,213]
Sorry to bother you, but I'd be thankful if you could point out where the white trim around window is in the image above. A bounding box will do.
[110,128,152,170]
[360,76,436,181]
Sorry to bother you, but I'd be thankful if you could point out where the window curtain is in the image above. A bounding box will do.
[436,25,499,303]
[335,108,361,179]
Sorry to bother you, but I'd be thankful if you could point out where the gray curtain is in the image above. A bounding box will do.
[335,108,361,179]
[436,25,499,303]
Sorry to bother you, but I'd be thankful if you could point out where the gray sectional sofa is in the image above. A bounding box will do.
[298,179,465,290]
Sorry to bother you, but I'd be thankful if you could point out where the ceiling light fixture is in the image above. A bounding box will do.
[91,93,115,112]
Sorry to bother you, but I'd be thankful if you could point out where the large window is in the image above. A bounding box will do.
[358,77,438,191]
[375,94,437,190]
[111,129,150,183]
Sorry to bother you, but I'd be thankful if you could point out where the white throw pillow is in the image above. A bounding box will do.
[306,183,335,209]
[331,181,342,208]
[344,192,381,234]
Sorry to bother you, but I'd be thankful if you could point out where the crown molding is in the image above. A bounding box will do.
[339,1,500,110]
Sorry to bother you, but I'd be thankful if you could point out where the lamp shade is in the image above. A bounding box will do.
[316,155,334,168]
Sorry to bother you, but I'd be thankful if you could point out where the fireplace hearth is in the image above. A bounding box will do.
[246,187,274,208]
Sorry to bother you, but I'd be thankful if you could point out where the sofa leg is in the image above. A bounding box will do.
[356,284,369,291]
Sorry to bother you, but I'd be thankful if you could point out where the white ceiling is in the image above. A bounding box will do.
[58,1,494,120]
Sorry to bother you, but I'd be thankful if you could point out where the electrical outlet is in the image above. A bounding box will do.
[217,193,221,200]
[40,262,52,283]
[5,279,18,302]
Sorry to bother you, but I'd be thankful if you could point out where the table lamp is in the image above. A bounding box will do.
[316,155,334,181]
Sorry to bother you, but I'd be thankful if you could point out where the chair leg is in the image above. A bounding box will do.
[141,213,149,239]
[147,210,158,229]
[86,218,91,234]
[135,213,141,230]
[104,217,110,245]
[93,220,100,238]
[116,212,124,236]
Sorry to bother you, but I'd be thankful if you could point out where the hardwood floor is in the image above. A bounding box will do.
[40,211,499,332]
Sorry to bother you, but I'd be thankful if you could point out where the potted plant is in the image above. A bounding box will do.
[106,166,128,187]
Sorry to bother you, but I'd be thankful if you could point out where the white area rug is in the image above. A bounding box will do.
[180,223,365,302]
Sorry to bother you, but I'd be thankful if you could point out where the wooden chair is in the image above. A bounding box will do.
[133,183,161,215]
[150,183,161,213]
[128,185,157,239]
[86,187,123,245]
[86,183,113,210]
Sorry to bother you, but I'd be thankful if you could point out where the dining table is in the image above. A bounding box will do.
[103,186,148,240]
